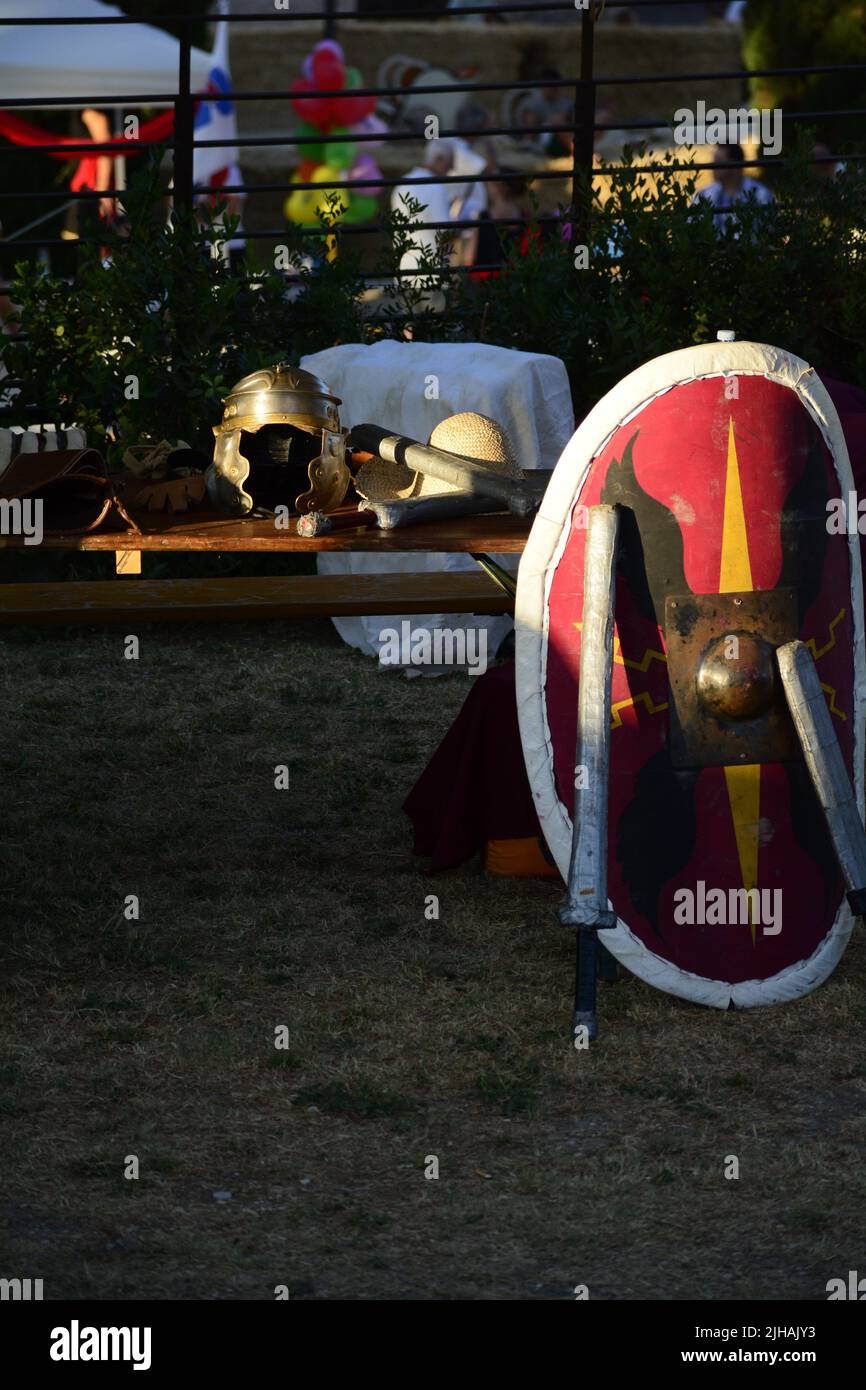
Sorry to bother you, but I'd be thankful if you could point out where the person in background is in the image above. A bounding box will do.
[692,142,774,233]
[453,102,496,169]
[61,108,119,252]
[448,104,491,266]
[391,140,456,289]
[470,170,528,279]
[811,142,846,182]
[523,68,573,157]
[80,108,117,224]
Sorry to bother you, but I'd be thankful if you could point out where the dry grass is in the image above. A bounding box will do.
[1,617,865,1301]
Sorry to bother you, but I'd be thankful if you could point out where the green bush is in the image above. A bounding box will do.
[742,0,866,147]
[4,141,866,451]
[3,158,293,460]
[450,143,866,419]
[1,161,460,460]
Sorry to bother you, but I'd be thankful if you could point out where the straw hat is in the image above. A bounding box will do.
[354,411,522,502]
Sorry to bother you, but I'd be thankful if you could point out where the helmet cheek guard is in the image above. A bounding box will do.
[295,427,351,514]
[209,428,252,515]
[206,362,350,516]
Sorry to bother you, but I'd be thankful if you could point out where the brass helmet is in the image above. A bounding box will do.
[206,362,350,516]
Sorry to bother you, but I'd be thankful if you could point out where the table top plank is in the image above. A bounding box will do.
[0,512,533,554]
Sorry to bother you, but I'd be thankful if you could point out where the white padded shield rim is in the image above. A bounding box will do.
[515,341,866,1009]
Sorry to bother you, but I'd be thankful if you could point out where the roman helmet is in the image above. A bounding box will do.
[206,362,350,516]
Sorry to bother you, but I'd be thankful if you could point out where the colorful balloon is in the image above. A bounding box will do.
[347,112,388,148]
[284,163,349,225]
[348,152,382,195]
[331,68,376,128]
[340,193,378,225]
[311,47,345,92]
[289,81,333,132]
[323,135,356,169]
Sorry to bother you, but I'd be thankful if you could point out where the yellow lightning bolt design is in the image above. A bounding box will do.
[614,636,667,671]
[573,621,668,731]
[820,682,847,721]
[610,691,669,731]
[802,609,847,721]
[574,621,667,671]
[806,608,845,661]
[719,417,761,945]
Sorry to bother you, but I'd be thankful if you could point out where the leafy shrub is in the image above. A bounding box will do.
[743,0,866,147]
[450,142,866,419]
[4,139,866,451]
[4,157,291,459]
[2,159,454,461]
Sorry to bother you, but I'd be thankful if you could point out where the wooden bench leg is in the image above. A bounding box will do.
[115,550,142,577]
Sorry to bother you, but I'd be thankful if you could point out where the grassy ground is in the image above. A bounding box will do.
[1,615,865,1301]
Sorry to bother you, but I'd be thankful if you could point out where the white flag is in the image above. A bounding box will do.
[193,14,239,189]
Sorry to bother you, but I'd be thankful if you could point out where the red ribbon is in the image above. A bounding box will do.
[0,107,178,192]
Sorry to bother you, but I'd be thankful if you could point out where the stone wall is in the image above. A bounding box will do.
[231,19,744,159]
[228,19,744,255]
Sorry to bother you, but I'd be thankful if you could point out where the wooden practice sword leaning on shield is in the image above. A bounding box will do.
[557,506,866,1044]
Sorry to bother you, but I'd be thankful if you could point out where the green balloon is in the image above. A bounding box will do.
[324,136,356,169]
[341,194,378,224]
[294,119,326,161]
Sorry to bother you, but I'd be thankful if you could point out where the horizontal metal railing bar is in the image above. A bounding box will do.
[160,152,866,189]
[6,148,862,203]
[204,264,544,279]
[0,5,577,22]
[0,168,578,201]
[0,121,579,157]
[0,2,709,24]
[3,64,866,113]
[2,217,532,248]
[147,104,866,147]
[7,103,863,159]
[6,183,855,251]
[8,202,856,272]
[0,80,573,110]
[0,78,576,108]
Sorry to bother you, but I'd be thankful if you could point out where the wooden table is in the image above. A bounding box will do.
[0,511,533,625]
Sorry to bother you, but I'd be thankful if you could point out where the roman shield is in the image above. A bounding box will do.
[516,341,865,1007]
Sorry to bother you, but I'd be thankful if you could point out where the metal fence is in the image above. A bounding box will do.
[0,1,864,276]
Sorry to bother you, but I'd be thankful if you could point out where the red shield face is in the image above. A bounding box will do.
[517,347,864,1007]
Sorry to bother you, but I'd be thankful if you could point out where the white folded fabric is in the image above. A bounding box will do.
[301,340,574,671]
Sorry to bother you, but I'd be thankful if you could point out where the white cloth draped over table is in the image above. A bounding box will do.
[300,341,574,669]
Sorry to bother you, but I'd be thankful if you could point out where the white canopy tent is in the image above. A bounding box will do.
[0,0,213,108]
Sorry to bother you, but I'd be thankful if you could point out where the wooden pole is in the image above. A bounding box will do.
[569,5,597,250]
[173,17,195,219]
[777,639,866,916]
[559,504,620,1040]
